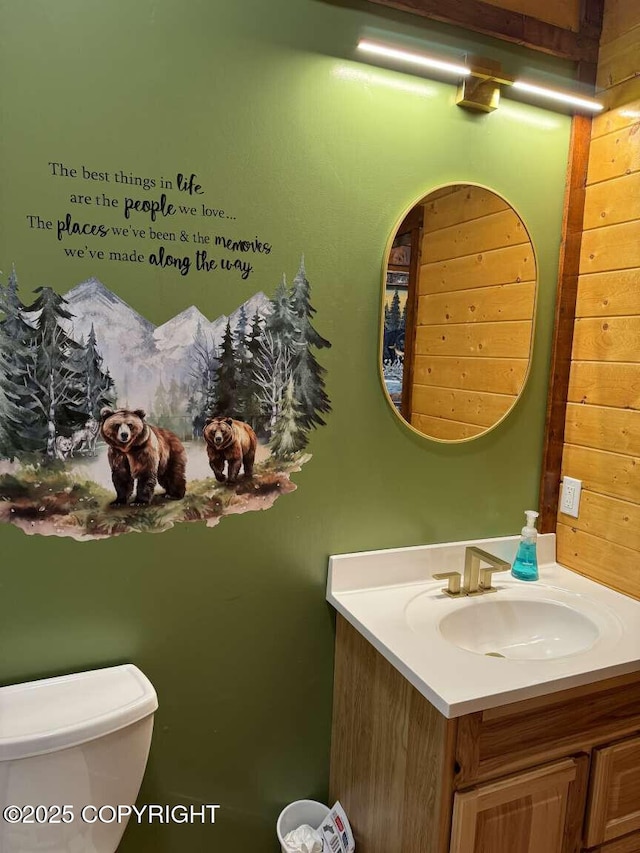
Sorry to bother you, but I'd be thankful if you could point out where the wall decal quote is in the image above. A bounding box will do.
[26,162,273,280]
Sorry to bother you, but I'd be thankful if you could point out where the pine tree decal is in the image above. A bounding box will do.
[213,319,239,416]
[68,325,114,420]
[289,257,331,429]
[0,269,29,458]
[271,377,308,460]
[22,287,86,456]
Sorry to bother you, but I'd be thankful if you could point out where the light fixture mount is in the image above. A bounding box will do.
[456,56,508,112]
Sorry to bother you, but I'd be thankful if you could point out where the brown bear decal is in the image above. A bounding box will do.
[203,417,257,484]
[100,407,187,505]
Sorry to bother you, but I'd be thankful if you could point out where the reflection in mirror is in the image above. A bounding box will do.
[381,184,537,442]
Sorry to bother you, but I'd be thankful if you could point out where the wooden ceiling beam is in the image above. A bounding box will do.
[357,0,602,65]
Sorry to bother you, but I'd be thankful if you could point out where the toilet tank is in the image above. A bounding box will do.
[0,664,158,853]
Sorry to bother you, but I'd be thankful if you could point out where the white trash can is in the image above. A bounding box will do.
[276,799,330,853]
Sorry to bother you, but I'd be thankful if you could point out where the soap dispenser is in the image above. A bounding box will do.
[511,510,539,581]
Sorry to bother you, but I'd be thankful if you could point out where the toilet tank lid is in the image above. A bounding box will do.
[0,664,158,761]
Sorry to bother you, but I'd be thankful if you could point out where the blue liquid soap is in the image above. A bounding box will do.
[511,510,539,582]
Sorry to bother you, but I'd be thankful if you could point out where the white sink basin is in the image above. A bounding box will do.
[328,535,640,717]
[436,598,600,660]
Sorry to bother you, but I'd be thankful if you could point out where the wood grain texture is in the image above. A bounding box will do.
[583,174,640,230]
[413,355,528,396]
[580,220,640,273]
[358,0,599,61]
[587,128,640,185]
[592,99,640,139]
[455,674,640,786]
[412,384,515,427]
[411,413,485,440]
[561,443,639,503]
[419,244,535,294]
[575,269,640,317]
[600,0,640,45]
[556,523,640,598]
[586,736,640,845]
[597,24,640,90]
[421,208,529,264]
[414,185,535,441]
[418,282,535,325]
[329,615,455,853]
[568,361,640,408]
[482,0,579,30]
[571,316,640,362]
[423,186,509,231]
[557,488,640,553]
[592,831,640,852]
[539,115,591,533]
[416,321,533,358]
[564,402,640,456]
[450,760,578,853]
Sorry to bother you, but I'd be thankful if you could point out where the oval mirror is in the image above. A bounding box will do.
[380,183,537,442]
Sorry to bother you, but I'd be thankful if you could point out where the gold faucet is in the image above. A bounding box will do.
[434,546,511,597]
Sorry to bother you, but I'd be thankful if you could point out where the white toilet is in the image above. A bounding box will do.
[0,664,158,852]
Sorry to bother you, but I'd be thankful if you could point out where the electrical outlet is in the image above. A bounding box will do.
[560,476,582,517]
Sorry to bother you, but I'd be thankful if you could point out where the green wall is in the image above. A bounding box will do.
[0,1,571,849]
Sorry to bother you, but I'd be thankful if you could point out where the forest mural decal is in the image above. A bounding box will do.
[0,258,330,539]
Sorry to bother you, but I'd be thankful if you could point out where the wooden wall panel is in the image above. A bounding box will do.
[416,321,532,358]
[564,402,640,457]
[412,385,514,427]
[556,524,640,598]
[412,186,534,440]
[420,244,535,294]
[600,0,640,45]
[571,316,640,362]
[568,361,640,408]
[586,127,640,184]
[423,186,508,231]
[561,444,638,504]
[412,414,485,441]
[560,489,640,554]
[422,208,529,265]
[413,356,528,395]
[418,282,536,325]
[579,221,640,273]
[583,173,640,230]
[575,270,640,317]
[479,0,579,31]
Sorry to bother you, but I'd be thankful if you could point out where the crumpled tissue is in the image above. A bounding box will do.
[283,823,323,853]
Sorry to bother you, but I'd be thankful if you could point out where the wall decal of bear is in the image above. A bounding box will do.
[0,258,331,539]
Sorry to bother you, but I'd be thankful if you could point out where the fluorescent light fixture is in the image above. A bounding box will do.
[355,37,604,115]
[512,80,603,113]
[357,39,471,78]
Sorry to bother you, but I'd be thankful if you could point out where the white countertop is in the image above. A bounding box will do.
[327,534,640,718]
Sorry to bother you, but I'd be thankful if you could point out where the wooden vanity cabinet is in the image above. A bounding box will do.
[450,757,588,853]
[329,615,640,853]
[585,736,640,847]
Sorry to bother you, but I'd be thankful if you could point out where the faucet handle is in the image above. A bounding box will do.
[479,565,511,593]
[433,571,462,597]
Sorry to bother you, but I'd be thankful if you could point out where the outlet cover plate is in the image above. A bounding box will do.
[561,476,582,518]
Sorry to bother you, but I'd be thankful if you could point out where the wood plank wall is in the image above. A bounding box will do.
[556,0,640,597]
[411,186,536,441]
[480,0,580,31]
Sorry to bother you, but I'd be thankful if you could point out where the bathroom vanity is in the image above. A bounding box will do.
[327,537,640,853]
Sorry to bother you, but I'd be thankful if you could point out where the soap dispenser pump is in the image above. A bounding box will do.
[511,510,539,581]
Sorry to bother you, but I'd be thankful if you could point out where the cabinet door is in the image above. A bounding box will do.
[592,832,640,853]
[586,736,640,846]
[450,758,581,853]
